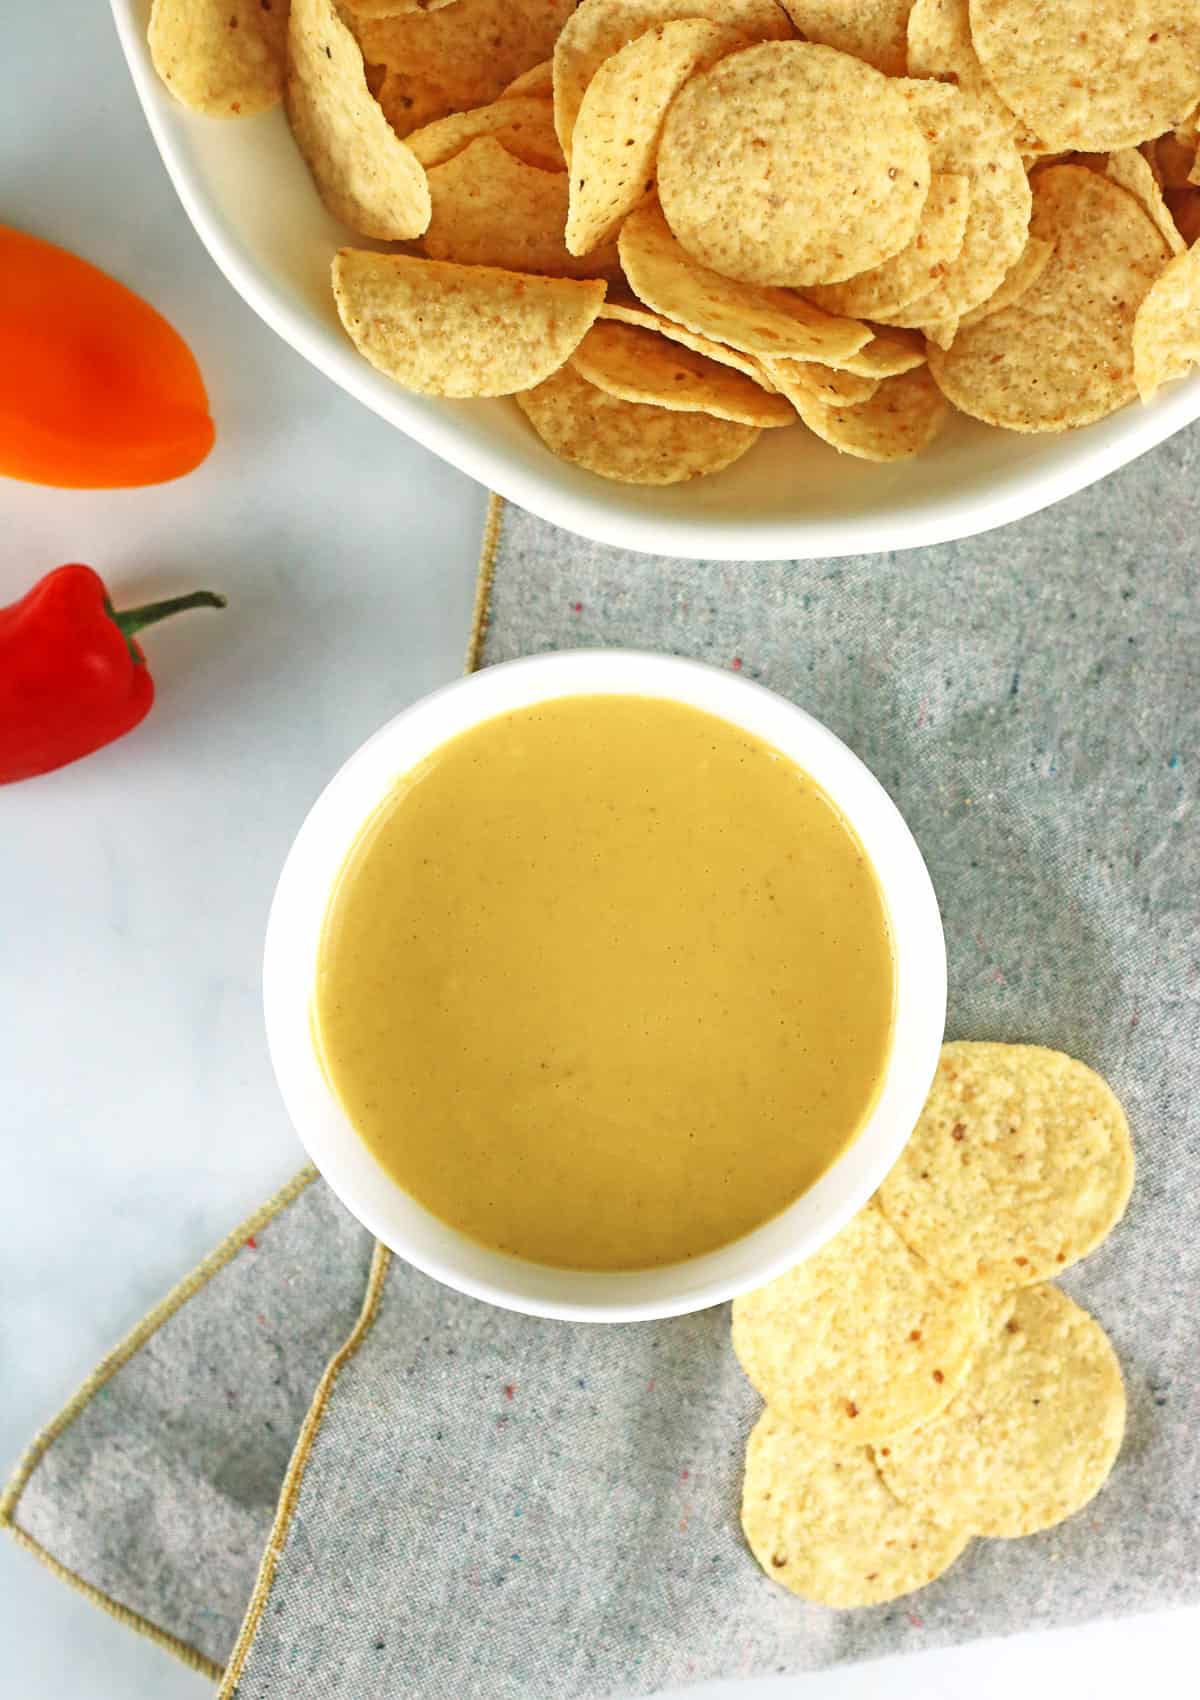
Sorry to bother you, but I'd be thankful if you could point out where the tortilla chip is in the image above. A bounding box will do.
[566,20,745,257]
[619,199,872,362]
[551,0,794,162]
[599,301,781,388]
[501,60,554,100]
[779,0,911,76]
[148,0,287,117]
[742,1415,971,1609]
[958,234,1054,326]
[658,42,931,287]
[406,98,564,172]
[878,1040,1136,1285]
[286,0,431,239]
[912,312,959,349]
[884,79,1031,324]
[1144,127,1199,191]
[732,1205,980,1443]
[331,250,605,396]
[1133,239,1200,402]
[1107,148,1186,256]
[807,174,969,319]
[968,0,1200,153]
[904,0,1041,149]
[877,1285,1126,1538]
[763,358,880,406]
[357,0,575,138]
[423,138,619,279]
[825,328,928,377]
[516,362,760,483]
[928,165,1170,430]
[778,365,949,460]
[570,321,796,425]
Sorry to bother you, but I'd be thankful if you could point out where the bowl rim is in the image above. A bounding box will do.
[110,0,1200,564]
[262,649,948,1321]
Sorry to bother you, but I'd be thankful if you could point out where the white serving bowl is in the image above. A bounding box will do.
[112,1,1200,563]
[263,650,947,1321]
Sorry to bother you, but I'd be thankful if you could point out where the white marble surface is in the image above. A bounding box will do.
[1,6,1195,1697]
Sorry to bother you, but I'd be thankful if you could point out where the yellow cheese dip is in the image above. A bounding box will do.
[314,695,895,1271]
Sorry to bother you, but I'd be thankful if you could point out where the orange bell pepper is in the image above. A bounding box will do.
[0,226,215,488]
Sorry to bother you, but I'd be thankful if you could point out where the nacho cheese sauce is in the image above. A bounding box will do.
[314,695,895,1271]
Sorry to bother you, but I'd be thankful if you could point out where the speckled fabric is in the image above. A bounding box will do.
[8,1179,374,1672]
[11,425,1200,1694]
[232,436,1200,1697]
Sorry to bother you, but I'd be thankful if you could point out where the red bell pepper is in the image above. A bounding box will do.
[0,564,226,783]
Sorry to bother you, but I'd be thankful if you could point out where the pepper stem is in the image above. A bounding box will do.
[111,589,227,639]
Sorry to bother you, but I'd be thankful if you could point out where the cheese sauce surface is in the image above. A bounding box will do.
[315,695,895,1270]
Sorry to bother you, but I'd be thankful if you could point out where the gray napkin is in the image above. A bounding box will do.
[5,430,1200,1695]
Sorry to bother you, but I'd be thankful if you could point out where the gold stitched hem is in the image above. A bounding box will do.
[465,492,505,674]
[217,1241,393,1700]
[0,1521,225,1683]
[221,496,502,1688]
[0,1165,319,1682]
[220,495,502,1692]
[7,492,505,1685]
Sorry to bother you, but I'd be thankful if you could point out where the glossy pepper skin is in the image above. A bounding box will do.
[0,226,215,489]
[0,565,226,783]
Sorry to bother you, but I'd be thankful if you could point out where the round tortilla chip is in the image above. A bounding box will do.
[286,0,431,240]
[405,98,564,172]
[764,359,879,406]
[618,198,872,362]
[149,0,288,117]
[516,362,760,483]
[566,19,745,258]
[502,59,553,100]
[742,1414,972,1608]
[913,312,959,349]
[779,0,911,76]
[600,300,781,388]
[890,78,1031,322]
[957,233,1053,326]
[877,1284,1126,1538]
[905,0,1042,149]
[968,0,1200,153]
[658,42,931,287]
[878,1040,1135,1286]
[825,328,928,377]
[777,365,949,460]
[807,174,970,319]
[423,139,619,279]
[570,321,796,425]
[551,0,793,163]
[1133,239,1200,402]
[927,165,1170,430]
[331,250,605,397]
[732,1205,980,1443]
[356,0,575,138]
[1106,148,1186,257]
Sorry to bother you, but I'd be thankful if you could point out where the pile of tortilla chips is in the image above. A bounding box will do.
[151,0,1200,484]
[735,1042,1134,1608]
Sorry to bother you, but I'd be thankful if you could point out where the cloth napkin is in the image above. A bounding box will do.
[5,434,1200,1696]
